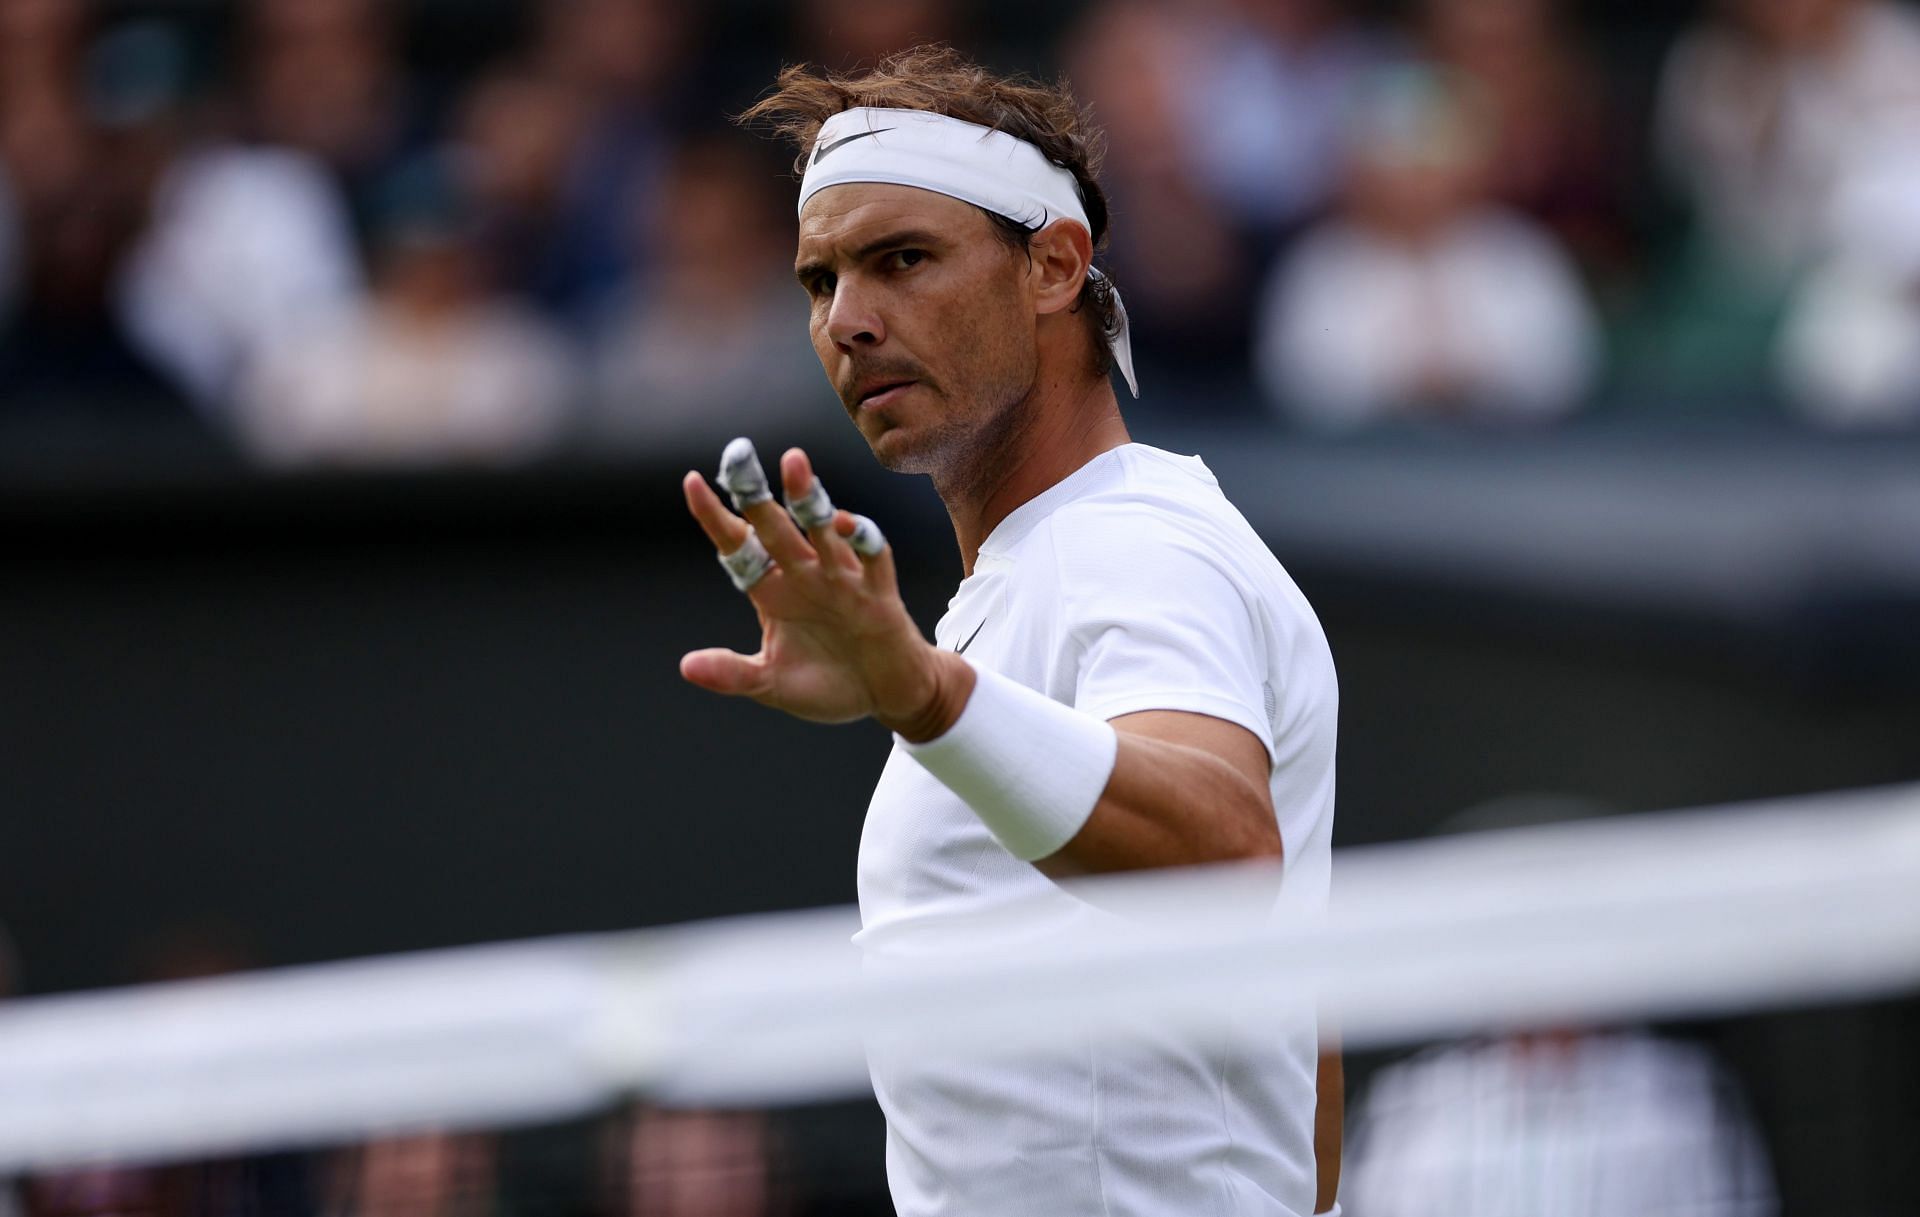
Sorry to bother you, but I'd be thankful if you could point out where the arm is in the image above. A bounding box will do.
[680,447,1280,875]
[1055,707,1280,874]
[907,658,1280,876]
[1316,1045,1344,1214]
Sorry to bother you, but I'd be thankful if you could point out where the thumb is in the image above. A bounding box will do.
[680,648,769,697]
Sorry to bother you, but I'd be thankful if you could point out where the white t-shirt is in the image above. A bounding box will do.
[857,443,1339,1217]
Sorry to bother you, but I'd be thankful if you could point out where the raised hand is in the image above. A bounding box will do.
[681,441,963,735]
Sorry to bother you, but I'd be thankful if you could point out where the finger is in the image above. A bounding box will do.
[717,531,773,591]
[679,648,770,697]
[783,449,860,573]
[683,471,750,552]
[782,450,836,532]
[686,472,775,591]
[837,511,887,559]
[850,517,900,594]
[716,437,775,512]
[719,439,814,568]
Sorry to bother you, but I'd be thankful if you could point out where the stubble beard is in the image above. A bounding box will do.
[873,368,1036,510]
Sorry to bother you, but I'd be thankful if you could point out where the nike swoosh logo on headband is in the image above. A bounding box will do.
[811,127,893,165]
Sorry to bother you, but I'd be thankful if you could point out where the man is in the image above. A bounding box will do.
[679,47,1340,1217]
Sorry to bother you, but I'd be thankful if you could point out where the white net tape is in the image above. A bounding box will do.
[2,784,1917,1171]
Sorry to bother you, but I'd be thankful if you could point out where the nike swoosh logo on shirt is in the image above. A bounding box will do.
[811,127,892,165]
[954,619,987,655]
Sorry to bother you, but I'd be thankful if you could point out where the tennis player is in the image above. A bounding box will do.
[681,47,1339,1217]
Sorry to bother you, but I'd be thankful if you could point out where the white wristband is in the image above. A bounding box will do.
[902,664,1118,861]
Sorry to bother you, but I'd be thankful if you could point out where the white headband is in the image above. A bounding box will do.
[797,107,1138,398]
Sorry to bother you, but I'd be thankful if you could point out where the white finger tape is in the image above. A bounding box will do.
[787,479,835,530]
[847,514,886,557]
[718,533,773,592]
[718,438,773,511]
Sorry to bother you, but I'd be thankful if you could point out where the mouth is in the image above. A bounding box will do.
[854,379,917,409]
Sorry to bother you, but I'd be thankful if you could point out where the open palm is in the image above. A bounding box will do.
[681,446,937,728]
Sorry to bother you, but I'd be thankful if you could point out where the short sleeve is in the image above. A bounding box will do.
[1054,508,1276,762]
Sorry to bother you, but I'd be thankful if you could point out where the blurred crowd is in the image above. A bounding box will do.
[0,919,808,1217]
[1,0,1918,470]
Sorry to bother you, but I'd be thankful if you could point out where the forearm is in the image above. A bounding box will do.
[895,650,1279,876]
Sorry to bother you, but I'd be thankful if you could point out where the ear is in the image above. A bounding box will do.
[1029,219,1094,317]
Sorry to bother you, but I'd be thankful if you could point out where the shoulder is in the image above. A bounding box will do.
[1046,448,1251,552]
[1032,448,1276,610]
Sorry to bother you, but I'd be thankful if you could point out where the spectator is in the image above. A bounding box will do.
[1345,1028,1778,1217]
[1343,794,1778,1217]
[1637,0,1920,404]
[1065,0,1261,399]
[590,135,836,451]
[613,1107,783,1217]
[235,157,575,467]
[15,12,368,422]
[1254,66,1599,427]
[1656,0,1920,276]
[1776,151,1920,424]
[794,0,961,72]
[0,0,78,330]
[1421,0,1636,293]
[0,0,84,96]
[529,0,696,323]
[455,66,590,311]
[1169,0,1402,239]
[117,141,364,415]
[239,0,416,238]
[0,2,188,416]
[324,1132,495,1217]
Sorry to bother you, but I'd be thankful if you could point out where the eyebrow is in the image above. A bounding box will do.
[795,228,947,284]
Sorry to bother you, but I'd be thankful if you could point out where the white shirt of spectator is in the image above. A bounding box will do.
[1776,137,1920,425]
[1656,0,1920,273]
[236,301,575,467]
[118,147,364,413]
[1345,1032,1776,1217]
[1257,209,1597,427]
[857,443,1339,1217]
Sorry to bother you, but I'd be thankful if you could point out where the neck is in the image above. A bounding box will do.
[937,369,1130,575]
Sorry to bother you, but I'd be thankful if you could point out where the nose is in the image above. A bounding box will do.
[825,276,885,352]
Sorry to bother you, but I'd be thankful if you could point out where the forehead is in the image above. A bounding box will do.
[795,182,990,260]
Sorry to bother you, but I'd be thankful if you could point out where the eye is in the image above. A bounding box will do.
[805,272,836,299]
[886,249,926,271]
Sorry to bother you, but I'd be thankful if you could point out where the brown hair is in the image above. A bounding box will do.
[739,45,1121,378]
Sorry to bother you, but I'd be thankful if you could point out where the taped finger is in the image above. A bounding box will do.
[718,532,773,592]
[718,437,774,512]
[787,477,835,531]
[846,513,887,557]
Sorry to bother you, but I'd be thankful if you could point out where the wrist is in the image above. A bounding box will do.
[879,647,976,743]
[899,666,1119,861]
